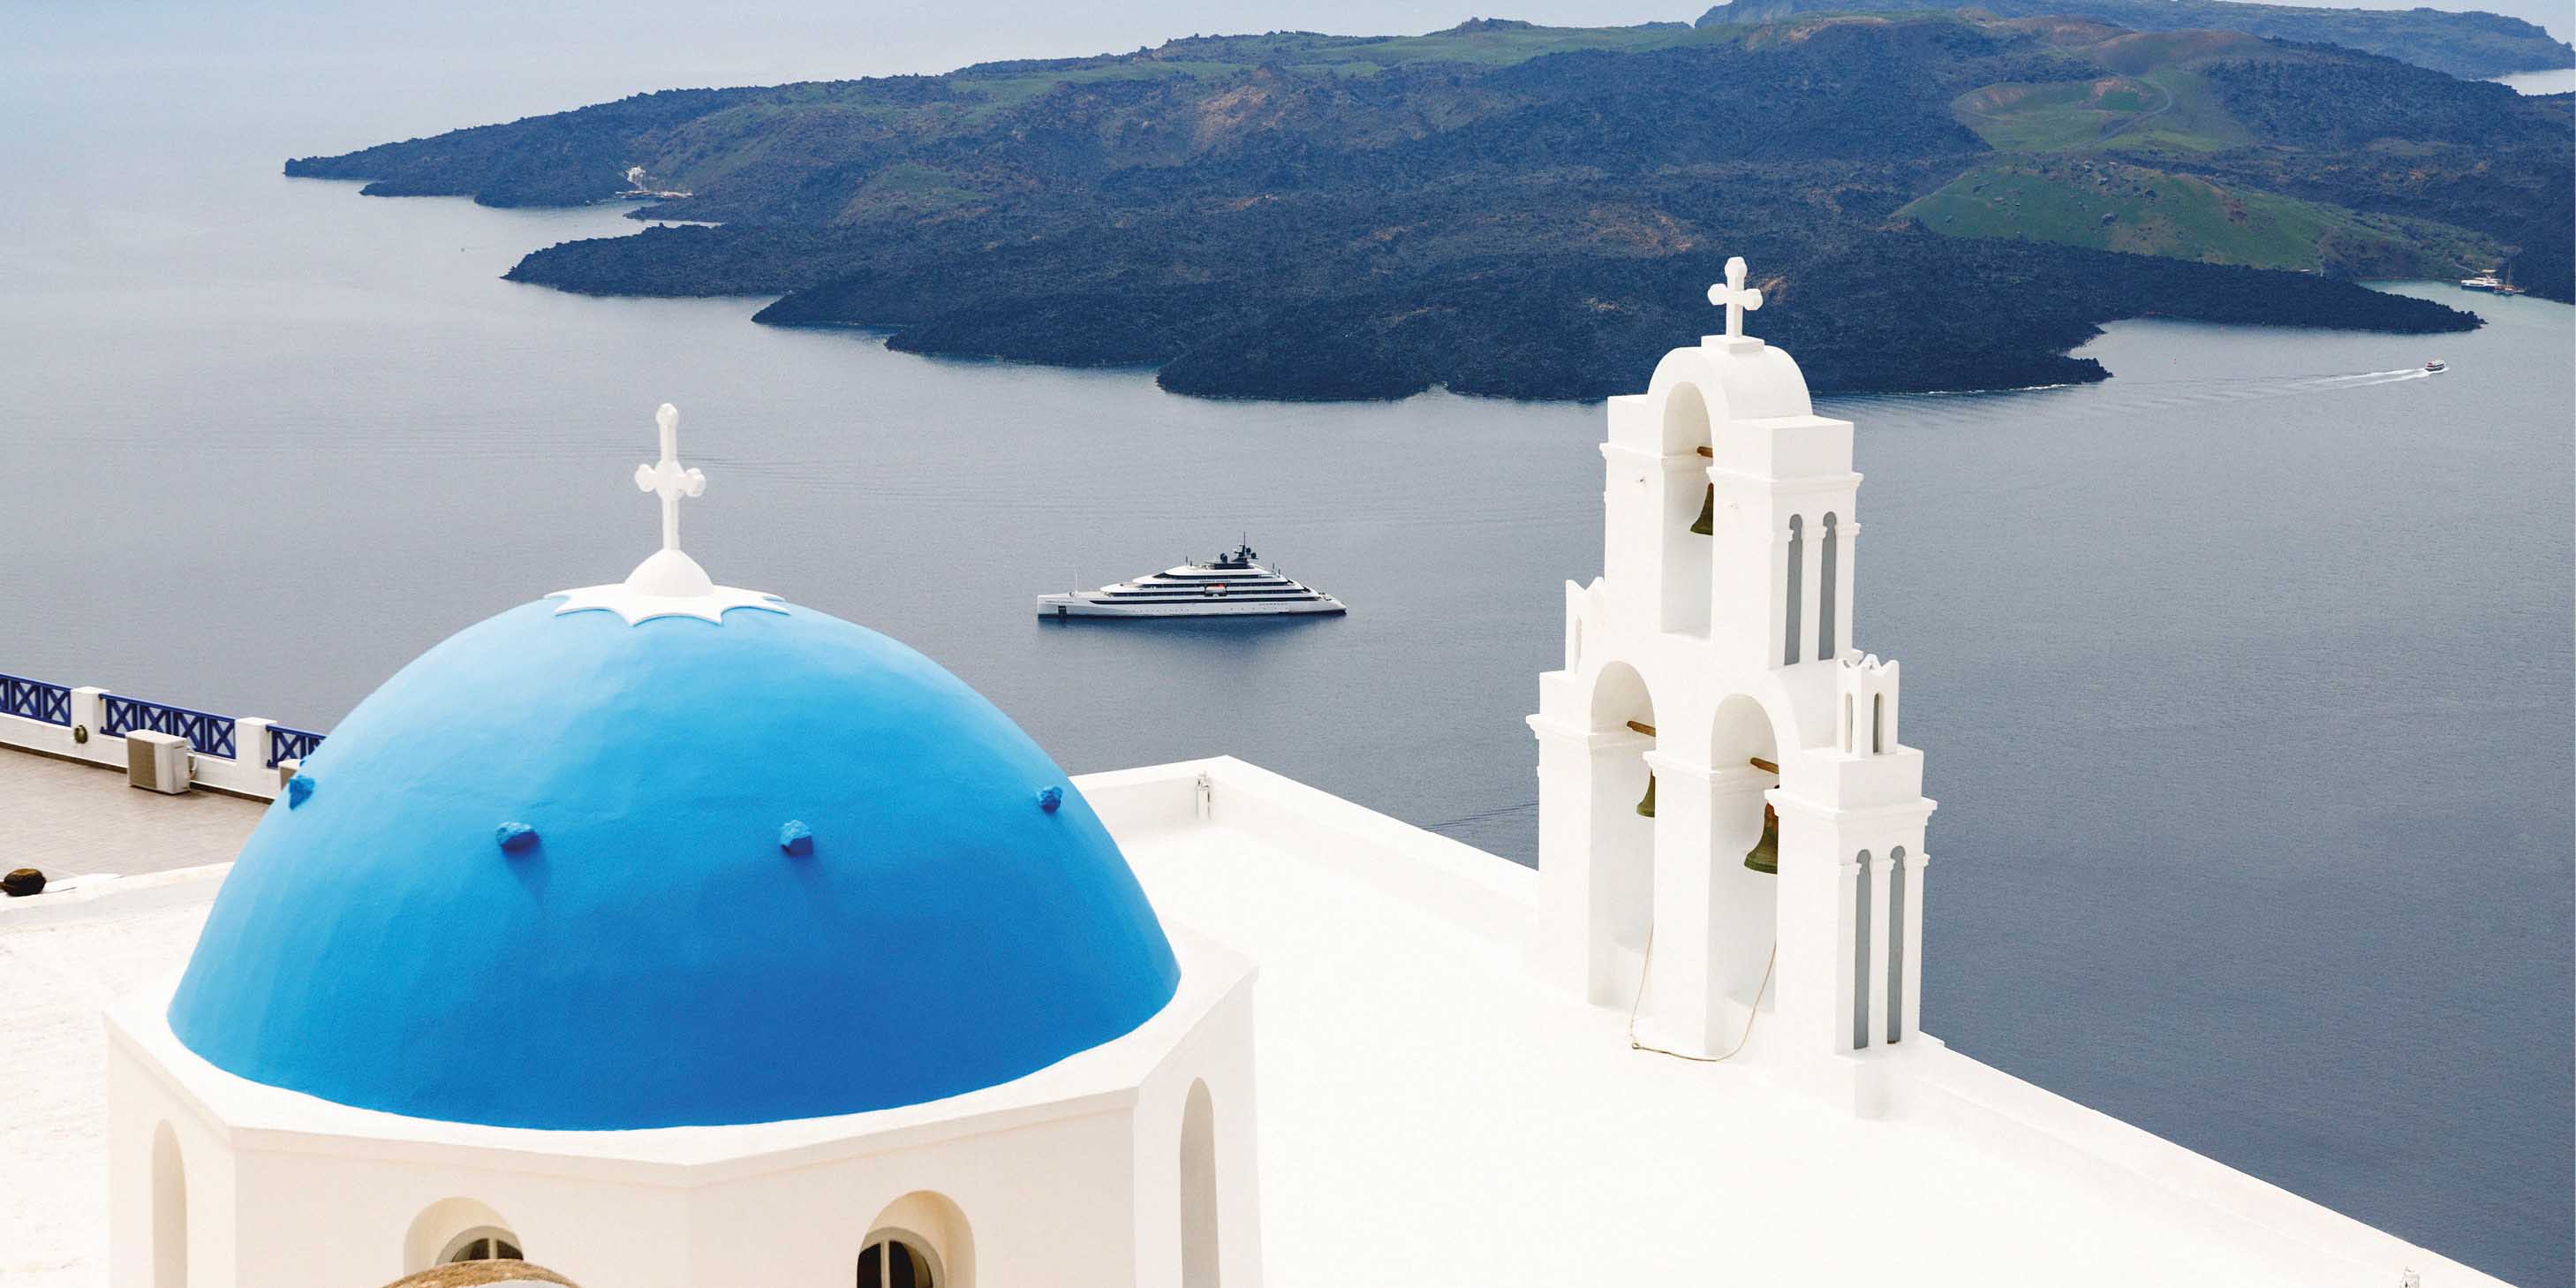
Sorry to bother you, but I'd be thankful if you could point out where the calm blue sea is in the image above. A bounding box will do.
[3,7,2569,1284]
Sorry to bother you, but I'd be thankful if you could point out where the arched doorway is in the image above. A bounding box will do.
[1587,663,1657,999]
[1660,382,1714,636]
[1180,1080,1221,1287]
[1703,694,1784,1022]
[151,1122,185,1288]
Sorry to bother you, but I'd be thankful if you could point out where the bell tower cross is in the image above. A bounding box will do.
[1708,255,1763,340]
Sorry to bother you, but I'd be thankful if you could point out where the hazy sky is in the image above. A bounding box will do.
[7,0,2565,159]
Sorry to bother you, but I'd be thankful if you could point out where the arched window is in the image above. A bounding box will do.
[1783,516,1804,665]
[1587,663,1657,974]
[1818,513,1838,661]
[152,1123,186,1288]
[1872,693,1885,754]
[860,1193,970,1288]
[440,1228,525,1264]
[1887,846,1908,1045]
[858,1232,941,1288]
[1852,849,1872,1050]
[404,1199,518,1275]
[1181,1080,1221,1287]
[1661,383,1715,636]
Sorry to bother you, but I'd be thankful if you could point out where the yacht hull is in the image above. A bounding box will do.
[1038,596,1346,618]
[1040,543,1345,619]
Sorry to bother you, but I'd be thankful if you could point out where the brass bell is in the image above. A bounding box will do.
[1635,773,1657,818]
[1743,803,1780,874]
[1688,484,1716,536]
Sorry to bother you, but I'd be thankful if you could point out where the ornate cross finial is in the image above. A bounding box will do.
[550,401,782,624]
[1708,256,1763,339]
[633,402,705,552]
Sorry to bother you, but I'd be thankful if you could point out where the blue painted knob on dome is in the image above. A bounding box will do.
[495,822,538,853]
[1038,785,1063,814]
[779,820,814,856]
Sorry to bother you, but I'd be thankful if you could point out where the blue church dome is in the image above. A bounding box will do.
[168,594,1182,1131]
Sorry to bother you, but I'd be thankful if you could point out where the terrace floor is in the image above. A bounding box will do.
[0,747,267,886]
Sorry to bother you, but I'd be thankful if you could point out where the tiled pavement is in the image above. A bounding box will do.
[0,747,263,884]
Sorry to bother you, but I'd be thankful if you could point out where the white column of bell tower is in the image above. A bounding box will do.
[1810,655,1932,1055]
[1699,404,1859,675]
[1831,519,1859,659]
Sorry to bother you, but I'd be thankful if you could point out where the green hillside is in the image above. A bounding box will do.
[1701,0,2574,78]
[1901,160,2503,277]
[1953,64,2253,153]
[284,13,2564,399]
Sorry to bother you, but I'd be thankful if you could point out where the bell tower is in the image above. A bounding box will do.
[1527,259,1935,1105]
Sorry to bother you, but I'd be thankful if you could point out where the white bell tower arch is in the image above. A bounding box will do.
[1529,259,1935,1102]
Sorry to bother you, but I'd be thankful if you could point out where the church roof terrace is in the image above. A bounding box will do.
[0,750,2506,1288]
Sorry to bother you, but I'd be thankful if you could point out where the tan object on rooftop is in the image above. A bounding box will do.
[378,1261,578,1288]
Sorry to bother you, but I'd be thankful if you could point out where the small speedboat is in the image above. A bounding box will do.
[2424,360,2447,374]
[1038,543,1346,619]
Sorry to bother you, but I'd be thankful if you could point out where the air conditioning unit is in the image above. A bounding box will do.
[126,731,192,794]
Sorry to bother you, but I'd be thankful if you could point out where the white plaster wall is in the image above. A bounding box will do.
[688,1108,1139,1287]
[105,919,1262,1288]
[1129,973,1263,1288]
[230,1148,691,1288]
[1187,759,1532,945]
[111,1028,695,1288]
[105,1044,235,1288]
[112,1033,1167,1288]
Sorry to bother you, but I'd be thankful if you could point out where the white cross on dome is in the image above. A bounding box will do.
[634,402,706,553]
[549,402,783,625]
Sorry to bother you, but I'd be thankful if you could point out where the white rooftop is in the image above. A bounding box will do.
[0,751,2505,1287]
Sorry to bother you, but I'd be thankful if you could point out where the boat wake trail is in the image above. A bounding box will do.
[1824,365,2437,427]
[2289,367,2433,390]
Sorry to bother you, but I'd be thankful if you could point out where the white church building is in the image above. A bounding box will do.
[0,261,2510,1288]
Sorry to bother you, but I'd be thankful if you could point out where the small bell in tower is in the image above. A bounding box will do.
[1688,483,1716,536]
[1635,773,1657,818]
[1743,802,1780,874]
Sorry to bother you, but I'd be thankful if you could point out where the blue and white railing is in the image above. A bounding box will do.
[2,673,73,725]
[0,670,322,799]
[100,693,238,760]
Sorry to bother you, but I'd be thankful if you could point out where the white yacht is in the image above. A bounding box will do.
[1039,543,1346,618]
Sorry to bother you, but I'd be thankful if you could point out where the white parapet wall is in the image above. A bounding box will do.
[1077,755,1539,944]
[0,673,319,801]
